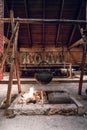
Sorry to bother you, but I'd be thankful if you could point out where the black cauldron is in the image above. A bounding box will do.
[34,61,53,84]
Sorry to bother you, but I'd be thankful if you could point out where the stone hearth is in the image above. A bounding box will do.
[6,90,85,117]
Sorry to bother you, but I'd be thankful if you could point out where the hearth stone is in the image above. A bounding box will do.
[6,90,85,117]
[48,91,72,104]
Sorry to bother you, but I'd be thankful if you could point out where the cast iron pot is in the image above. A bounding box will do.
[34,61,53,84]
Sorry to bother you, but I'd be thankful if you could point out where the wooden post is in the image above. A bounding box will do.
[14,26,21,93]
[10,10,16,79]
[6,10,15,108]
[6,63,14,108]
[6,10,21,107]
[15,53,21,93]
[69,63,72,78]
[78,28,87,95]
[78,44,87,95]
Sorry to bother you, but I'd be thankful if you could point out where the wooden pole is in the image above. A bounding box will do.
[0,18,87,25]
[0,22,19,72]
[78,0,87,94]
[6,10,15,108]
[15,53,21,93]
[78,27,87,95]
[68,38,84,49]
[78,44,87,95]
[6,10,21,107]
[14,26,21,93]
[6,63,14,108]
[10,10,16,79]
[67,49,78,64]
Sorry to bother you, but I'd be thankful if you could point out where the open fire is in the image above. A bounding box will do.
[16,88,74,105]
[5,88,85,117]
[19,87,47,104]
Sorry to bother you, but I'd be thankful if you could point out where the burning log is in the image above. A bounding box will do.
[18,88,47,104]
[17,88,47,104]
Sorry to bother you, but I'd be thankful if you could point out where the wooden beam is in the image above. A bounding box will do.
[68,38,84,49]
[15,52,21,93]
[6,10,15,108]
[6,63,14,108]
[0,18,87,25]
[78,1,87,95]
[10,10,16,78]
[55,0,64,47]
[67,0,83,46]
[24,0,32,47]
[68,49,78,64]
[10,10,15,32]
[14,26,21,93]
[78,44,87,95]
[42,0,46,49]
[0,22,19,72]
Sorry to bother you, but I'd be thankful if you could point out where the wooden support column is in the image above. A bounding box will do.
[6,10,15,108]
[14,26,21,93]
[78,44,86,95]
[10,10,16,79]
[6,25,21,108]
[6,62,14,108]
[78,1,87,95]
[78,27,87,95]
[6,10,21,108]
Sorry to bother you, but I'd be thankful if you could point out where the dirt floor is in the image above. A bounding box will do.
[0,82,87,130]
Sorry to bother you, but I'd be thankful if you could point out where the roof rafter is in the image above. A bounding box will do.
[42,0,45,48]
[55,0,64,47]
[24,0,32,48]
[68,38,83,49]
[67,0,83,47]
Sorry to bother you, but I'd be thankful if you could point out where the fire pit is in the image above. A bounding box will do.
[6,87,85,117]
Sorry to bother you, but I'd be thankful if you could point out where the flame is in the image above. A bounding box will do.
[23,87,34,100]
[29,87,34,98]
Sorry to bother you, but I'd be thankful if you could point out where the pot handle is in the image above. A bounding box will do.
[38,60,50,67]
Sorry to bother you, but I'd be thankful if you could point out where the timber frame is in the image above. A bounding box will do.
[0,10,87,107]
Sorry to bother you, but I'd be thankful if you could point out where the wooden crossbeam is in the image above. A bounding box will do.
[0,18,87,25]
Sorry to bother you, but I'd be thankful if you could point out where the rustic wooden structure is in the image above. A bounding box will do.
[0,11,21,107]
[0,3,87,106]
[6,11,21,108]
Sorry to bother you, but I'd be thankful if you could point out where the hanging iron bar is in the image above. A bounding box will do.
[0,18,87,25]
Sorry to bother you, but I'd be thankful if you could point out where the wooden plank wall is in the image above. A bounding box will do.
[19,47,83,65]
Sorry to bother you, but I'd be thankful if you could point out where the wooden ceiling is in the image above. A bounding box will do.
[4,0,86,49]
